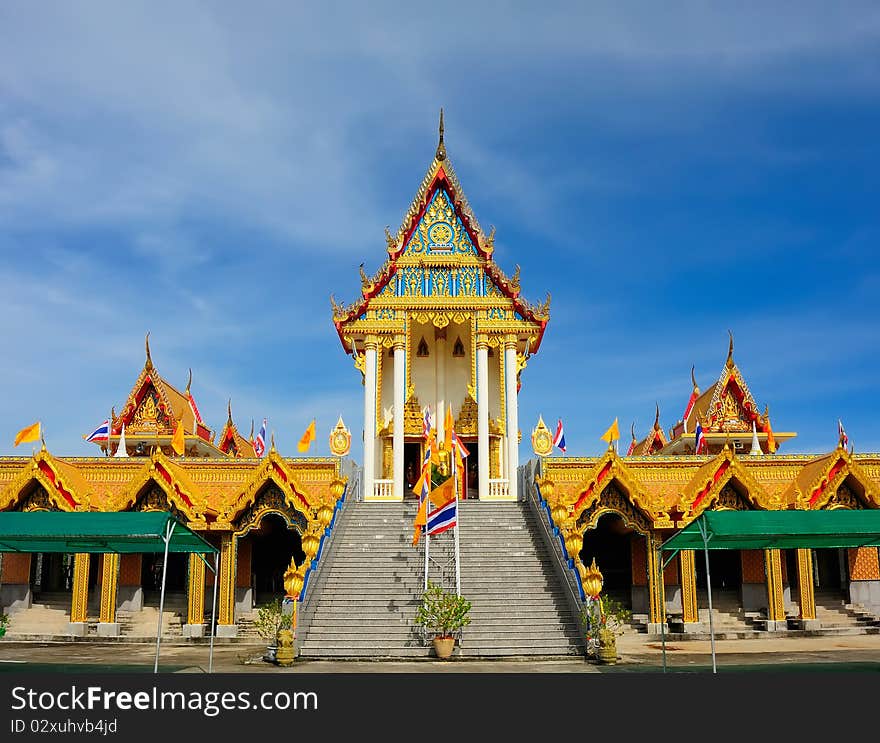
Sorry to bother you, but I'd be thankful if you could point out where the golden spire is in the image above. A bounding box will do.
[726,330,735,369]
[249,419,254,442]
[145,332,153,369]
[653,402,661,431]
[435,107,446,162]
[186,368,192,395]
[691,365,700,395]
[270,432,276,453]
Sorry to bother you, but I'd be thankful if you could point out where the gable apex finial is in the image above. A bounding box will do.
[726,329,735,369]
[436,108,446,161]
[145,332,153,369]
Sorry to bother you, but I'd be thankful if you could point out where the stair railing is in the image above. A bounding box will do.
[294,461,360,652]
[521,459,588,652]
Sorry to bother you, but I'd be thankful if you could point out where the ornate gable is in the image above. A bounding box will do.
[0,449,85,512]
[217,401,256,458]
[704,334,761,433]
[682,446,776,517]
[791,448,880,510]
[113,449,206,526]
[224,449,314,527]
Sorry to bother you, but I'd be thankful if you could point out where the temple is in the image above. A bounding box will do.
[332,110,548,502]
[1,113,879,654]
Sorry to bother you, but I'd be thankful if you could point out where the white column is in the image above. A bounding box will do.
[435,329,447,443]
[504,337,519,500]
[477,338,490,500]
[393,339,406,501]
[363,339,378,501]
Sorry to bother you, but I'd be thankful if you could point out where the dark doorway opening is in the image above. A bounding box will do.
[404,441,422,497]
[814,548,847,594]
[464,442,478,499]
[694,549,742,593]
[580,514,634,607]
[141,552,188,601]
[249,514,305,606]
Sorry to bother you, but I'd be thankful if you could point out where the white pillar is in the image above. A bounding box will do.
[393,340,406,501]
[363,339,378,501]
[435,329,447,444]
[477,338,490,500]
[504,337,519,500]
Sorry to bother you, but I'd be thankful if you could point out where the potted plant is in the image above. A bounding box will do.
[0,611,9,639]
[253,597,289,663]
[580,594,631,664]
[414,581,471,659]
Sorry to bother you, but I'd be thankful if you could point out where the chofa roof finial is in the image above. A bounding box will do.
[227,398,233,425]
[186,368,192,395]
[653,402,661,431]
[435,108,446,161]
[145,331,152,368]
[726,330,735,369]
[691,364,700,394]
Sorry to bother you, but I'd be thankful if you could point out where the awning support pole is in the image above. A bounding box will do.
[208,551,218,674]
[698,519,717,674]
[154,520,175,674]
[660,549,679,674]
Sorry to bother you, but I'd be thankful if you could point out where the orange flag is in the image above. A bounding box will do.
[412,478,456,546]
[14,421,41,447]
[171,420,185,456]
[444,403,454,453]
[298,419,317,453]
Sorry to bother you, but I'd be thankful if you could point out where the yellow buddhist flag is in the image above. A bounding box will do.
[600,417,620,443]
[171,420,185,456]
[14,421,41,447]
[298,419,317,453]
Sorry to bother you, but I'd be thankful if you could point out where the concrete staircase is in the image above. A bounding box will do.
[117,592,185,638]
[5,592,72,638]
[810,590,880,632]
[459,502,582,657]
[297,500,581,659]
[297,502,429,658]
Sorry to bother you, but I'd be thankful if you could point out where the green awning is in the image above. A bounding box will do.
[0,512,217,554]
[661,510,880,552]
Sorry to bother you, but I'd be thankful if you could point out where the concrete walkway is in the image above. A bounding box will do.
[1,632,879,673]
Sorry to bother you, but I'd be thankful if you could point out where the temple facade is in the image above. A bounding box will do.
[1,114,879,648]
[332,112,548,502]
[534,339,880,632]
[0,342,344,639]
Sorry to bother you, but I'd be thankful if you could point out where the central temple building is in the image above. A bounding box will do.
[332,112,548,502]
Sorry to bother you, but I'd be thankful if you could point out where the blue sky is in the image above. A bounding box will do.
[1,2,878,458]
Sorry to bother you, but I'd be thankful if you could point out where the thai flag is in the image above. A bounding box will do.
[694,422,706,455]
[254,418,268,458]
[682,390,698,434]
[85,419,110,443]
[427,498,457,536]
[553,419,566,453]
[422,406,434,438]
[838,419,849,449]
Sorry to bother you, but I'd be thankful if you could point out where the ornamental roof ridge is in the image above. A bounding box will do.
[217,400,257,458]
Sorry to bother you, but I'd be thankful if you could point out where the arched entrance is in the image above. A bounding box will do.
[580,513,634,608]
[232,482,308,613]
[247,513,305,606]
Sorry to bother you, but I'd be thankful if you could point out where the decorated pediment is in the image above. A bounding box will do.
[217,401,256,458]
[0,450,86,512]
[793,449,880,510]
[682,447,773,517]
[224,450,314,527]
[114,450,205,525]
[401,187,478,257]
[570,450,659,526]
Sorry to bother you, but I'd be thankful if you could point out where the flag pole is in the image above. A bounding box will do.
[453,462,461,597]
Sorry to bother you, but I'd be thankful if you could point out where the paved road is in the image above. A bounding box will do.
[1,633,879,673]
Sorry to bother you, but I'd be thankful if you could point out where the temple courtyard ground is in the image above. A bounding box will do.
[1,633,879,673]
